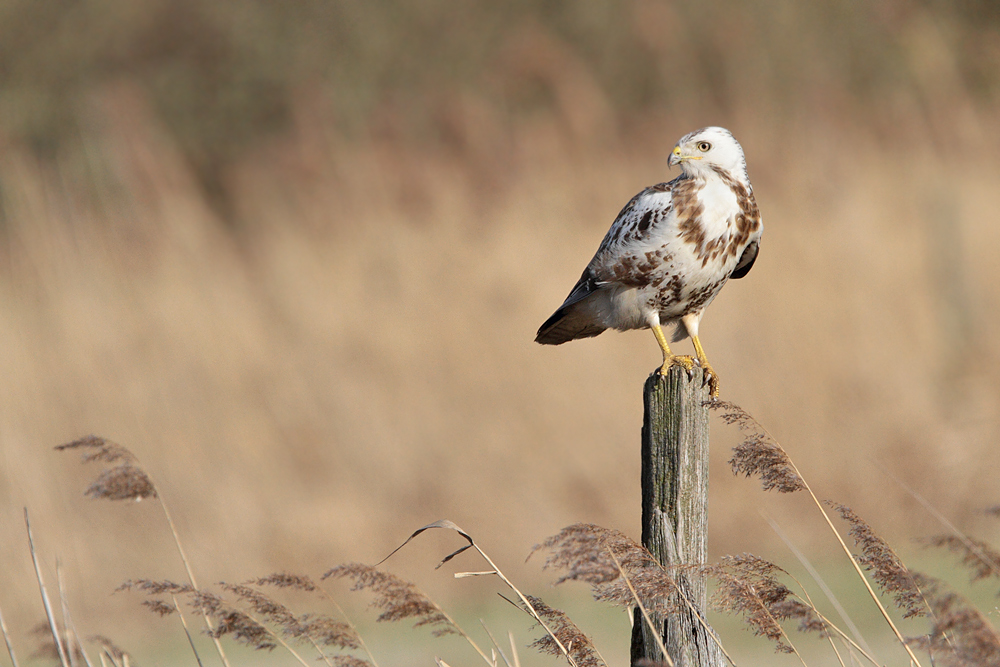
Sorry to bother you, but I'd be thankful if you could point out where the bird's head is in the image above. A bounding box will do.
[668,127,749,186]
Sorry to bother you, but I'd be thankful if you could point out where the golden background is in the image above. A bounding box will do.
[1,1,998,664]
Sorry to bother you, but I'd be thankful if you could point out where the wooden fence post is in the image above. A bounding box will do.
[630,365,725,667]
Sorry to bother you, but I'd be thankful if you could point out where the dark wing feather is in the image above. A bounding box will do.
[535,268,605,344]
[556,267,600,311]
[730,239,759,279]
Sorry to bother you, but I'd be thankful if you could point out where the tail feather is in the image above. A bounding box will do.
[535,304,606,345]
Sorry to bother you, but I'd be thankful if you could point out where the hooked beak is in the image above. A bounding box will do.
[668,145,683,167]
[669,145,702,168]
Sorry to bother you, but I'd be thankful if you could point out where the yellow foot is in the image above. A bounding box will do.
[658,356,720,397]
[659,355,696,375]
[700,361,720,398]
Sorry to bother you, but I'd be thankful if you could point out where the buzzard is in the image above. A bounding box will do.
[535,127,762,397]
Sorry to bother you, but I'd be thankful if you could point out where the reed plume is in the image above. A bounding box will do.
[908,576,1000,666]
[59,437,229,667]
[254,572,376,664]
[712,403,926,666]
[532,523,680,616]
[922,535,1000,584]
[379,519,605,667]
[707,554,799,654]
[831,503,929,619]
[55,436,155,501]
[710,402,805,493]
[521,595,603,667]
[225,582,360,650]
[324,564,455,637]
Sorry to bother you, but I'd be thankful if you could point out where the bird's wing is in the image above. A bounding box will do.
[535,181,678,345]
[594,181,674,257]
[554,266,602,311]
[729,238,759,279]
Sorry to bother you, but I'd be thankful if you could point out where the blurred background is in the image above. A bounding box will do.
[1,0,1000,664]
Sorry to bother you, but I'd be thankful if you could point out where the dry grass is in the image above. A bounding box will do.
[0,4,1000,661]
[8,419,1000,666]
[3,86,999,614]
[2,94,1000,650]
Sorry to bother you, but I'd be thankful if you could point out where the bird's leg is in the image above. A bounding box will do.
[690,334,720,398]
[651,323,696,376]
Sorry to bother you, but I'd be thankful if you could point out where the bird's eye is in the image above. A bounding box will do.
[697,141,712,152]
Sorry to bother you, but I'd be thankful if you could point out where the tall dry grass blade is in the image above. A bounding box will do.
[0,604,20,667]
[88,637,129,667]
[711,403,924,667]
[24,508,70,667]
[771,599,846,667]
[817,502,923,666]
[766,586,857,667]
[377,519,475,569]
[508,632,521,667]
[69,626,94,667]
[381,520,586,667]
[775,599,880,667]
[764,524,884,667]
[56,568,79,667]
[57,559,94,667]
[764,514,874,658]
[169,595,205,667]
[57,437,231,667]
[154,478,232,667]
[478,620,512,667]
[605,549,672,667]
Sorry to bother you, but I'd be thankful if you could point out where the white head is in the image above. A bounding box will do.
[668,127,750,186]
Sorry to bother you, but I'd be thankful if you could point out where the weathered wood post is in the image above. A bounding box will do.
[630,365,725,667]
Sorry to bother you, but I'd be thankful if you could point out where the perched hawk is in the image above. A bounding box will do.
[535,127,762,397]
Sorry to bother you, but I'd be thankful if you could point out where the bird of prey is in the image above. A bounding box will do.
[535,127,761,397]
